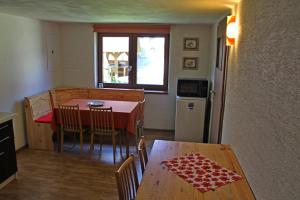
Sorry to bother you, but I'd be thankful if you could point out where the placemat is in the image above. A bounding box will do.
[161,153,242,192]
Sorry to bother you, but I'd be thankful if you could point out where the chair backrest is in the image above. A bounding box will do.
[115,155,139,200]
[138,136,148,174]
[58,104,82,132]
[89,106,114,134]
[138,99,145,124]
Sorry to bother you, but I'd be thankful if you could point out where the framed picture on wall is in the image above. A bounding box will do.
[183,38,199,51]
[183,57,198,70]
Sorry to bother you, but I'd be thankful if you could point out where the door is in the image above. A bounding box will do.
[210,17,230,144]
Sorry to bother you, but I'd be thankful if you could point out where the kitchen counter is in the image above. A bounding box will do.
[0,112,16,124]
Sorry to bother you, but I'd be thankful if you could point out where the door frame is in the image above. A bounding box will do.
[216,42,229,144]
[209,17,230,144]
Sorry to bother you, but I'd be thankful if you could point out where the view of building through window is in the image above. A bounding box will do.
[102,36,166,86]
[102,37,129,84]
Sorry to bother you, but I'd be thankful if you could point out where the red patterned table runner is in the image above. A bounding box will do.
[161,153,242,192]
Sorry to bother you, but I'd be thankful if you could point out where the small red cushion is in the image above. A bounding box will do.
[35,112,53,123]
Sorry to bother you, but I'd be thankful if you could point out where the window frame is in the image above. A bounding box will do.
[97,32,169,91]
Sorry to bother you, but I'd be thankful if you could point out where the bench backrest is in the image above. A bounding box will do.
[24,91,52,120]
[50,88,144,106]
[88,88,144,102]
[49,88,89,108]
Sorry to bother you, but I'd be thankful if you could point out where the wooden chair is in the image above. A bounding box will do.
[138,136,148,174]
[115,154,139,200]
[58,104,85,154]
[136,99,145,139]
[134,98,145,154]
[89,106,122,164]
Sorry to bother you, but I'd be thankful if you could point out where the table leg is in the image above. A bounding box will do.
[57,131,61,152]
[125,129,129,158]
[51,131,61,152]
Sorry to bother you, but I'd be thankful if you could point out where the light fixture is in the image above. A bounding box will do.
[226,16,237,46]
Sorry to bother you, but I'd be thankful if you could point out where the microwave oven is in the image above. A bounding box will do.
[177,79,208,98]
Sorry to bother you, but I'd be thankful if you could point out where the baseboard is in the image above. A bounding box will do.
[0,173,17,189]
[16,144,28,153]
[144,128,174,132]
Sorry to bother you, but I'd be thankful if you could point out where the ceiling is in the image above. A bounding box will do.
[0,0,239,24]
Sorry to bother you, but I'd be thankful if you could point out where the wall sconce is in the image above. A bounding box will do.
[226,16,237,46]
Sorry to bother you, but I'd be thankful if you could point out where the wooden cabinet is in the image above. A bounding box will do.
[0,119,17,187]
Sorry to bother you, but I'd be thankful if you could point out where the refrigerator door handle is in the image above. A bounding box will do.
[188,103,194,110]
[210,90,216,101]
[210,90,216,95]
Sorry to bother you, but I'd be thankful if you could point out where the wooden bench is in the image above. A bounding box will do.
[24,88,145,151]
[50,87,146,147]
[49,87,144,104]
[50,88,145,124]
[24,92,54,150]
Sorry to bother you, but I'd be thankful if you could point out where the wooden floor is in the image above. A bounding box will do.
[0,130,174,200]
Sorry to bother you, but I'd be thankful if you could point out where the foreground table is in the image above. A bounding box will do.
[54,99,139,157]
[136,140,255,200]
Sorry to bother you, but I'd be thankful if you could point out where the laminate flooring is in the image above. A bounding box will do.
[0,130,174,200]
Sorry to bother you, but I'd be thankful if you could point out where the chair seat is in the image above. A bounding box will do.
[63,127,89,133]
[92,130,118,136]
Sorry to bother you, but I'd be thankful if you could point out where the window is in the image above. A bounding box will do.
[96,25,169,91]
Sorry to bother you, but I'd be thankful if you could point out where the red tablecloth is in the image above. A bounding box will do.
[54,99,139,135]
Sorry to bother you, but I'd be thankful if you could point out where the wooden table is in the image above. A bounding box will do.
[136,140,255,200]
[54,99,139,157]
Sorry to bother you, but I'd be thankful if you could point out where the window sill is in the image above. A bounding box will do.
[100,85,168,94]
[145,90,168,95]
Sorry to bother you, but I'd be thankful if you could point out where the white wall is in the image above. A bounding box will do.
[0,13,61,149]
[60,24,213,130]
[145,25,212,130]
[61,23,94,87]
[208,23,218,90]
[222,0,300,199]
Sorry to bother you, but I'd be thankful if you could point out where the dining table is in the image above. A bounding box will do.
[54,98,139,157]
[136,140,255,200]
